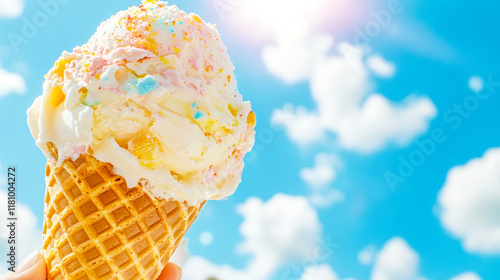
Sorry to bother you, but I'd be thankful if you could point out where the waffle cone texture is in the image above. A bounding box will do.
[42,143,205,280]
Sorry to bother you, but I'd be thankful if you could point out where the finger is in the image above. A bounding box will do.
[157,262,182,280]
[14,250,46,280]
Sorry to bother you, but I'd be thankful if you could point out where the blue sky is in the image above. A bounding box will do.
[1,0,500,280]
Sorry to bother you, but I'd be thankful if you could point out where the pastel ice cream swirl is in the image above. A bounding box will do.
[27,1,256,206]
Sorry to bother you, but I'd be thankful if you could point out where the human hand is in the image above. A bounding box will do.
[0,251,45,280]
[0,251,182,280]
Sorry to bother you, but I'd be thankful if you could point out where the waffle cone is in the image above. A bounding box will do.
[42,142,204,280]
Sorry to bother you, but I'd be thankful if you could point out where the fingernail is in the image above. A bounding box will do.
[15,250,40,274]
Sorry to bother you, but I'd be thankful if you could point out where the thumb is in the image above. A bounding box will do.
[157,262,182,280]
[13,250,46,280]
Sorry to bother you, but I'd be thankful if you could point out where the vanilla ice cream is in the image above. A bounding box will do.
[27,0,256,206]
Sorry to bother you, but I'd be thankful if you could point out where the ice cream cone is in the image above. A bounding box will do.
[42,142,204,280]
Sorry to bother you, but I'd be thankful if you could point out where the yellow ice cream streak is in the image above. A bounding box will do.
[47,86,65,107]
[247,111,256,127]
[52,57,73,78]
[129,131,164,169]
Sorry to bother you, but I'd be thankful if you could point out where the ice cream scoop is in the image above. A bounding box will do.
[28,0,256,206]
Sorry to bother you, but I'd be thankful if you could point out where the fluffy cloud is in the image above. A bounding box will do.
[176,238,254,280]
[450,272,482,280]
[300,264,339,280]
[437,148,500,254]
[468,76,484,93]
[371,237,420,280]
[271,104,324,146]
[333,94,437,152]
[183,194,323,280]
[299,154,345,208]
[0,64,27,98]
[262,30,333,84]
[237,194,322,276]
[367,54,396,78]
[300,154,340,189]
[358,245,377,265]
[0,0,24,18]
[183,255,251,280]
[273,44,437,153]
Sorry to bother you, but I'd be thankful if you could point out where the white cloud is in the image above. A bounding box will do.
[300,264,339,280]
[450,272,482,280]
[437,147,500,254]
[300,154,340,190]
[371,237,420,280]
[272,104,324,146]
[310,45,370,123]
[0,0,24,18]
[273,43,437,153]
[262,29,333,84]
[358,245,377,265]
[300,153,345,208]
[468,76,484,93]
[0,64,27,97]
[367,54,396,78]
[182,194,323,280]
[237,194,322,277]
[183,255,251,280]
[334,94,437,152]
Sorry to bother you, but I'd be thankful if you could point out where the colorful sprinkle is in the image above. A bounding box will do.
[191,13,202,23]
[126,75,159,96]
[137,75,159,95]
[83,98,100,107]
[191,103,197,108]
[194,111,204,119]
